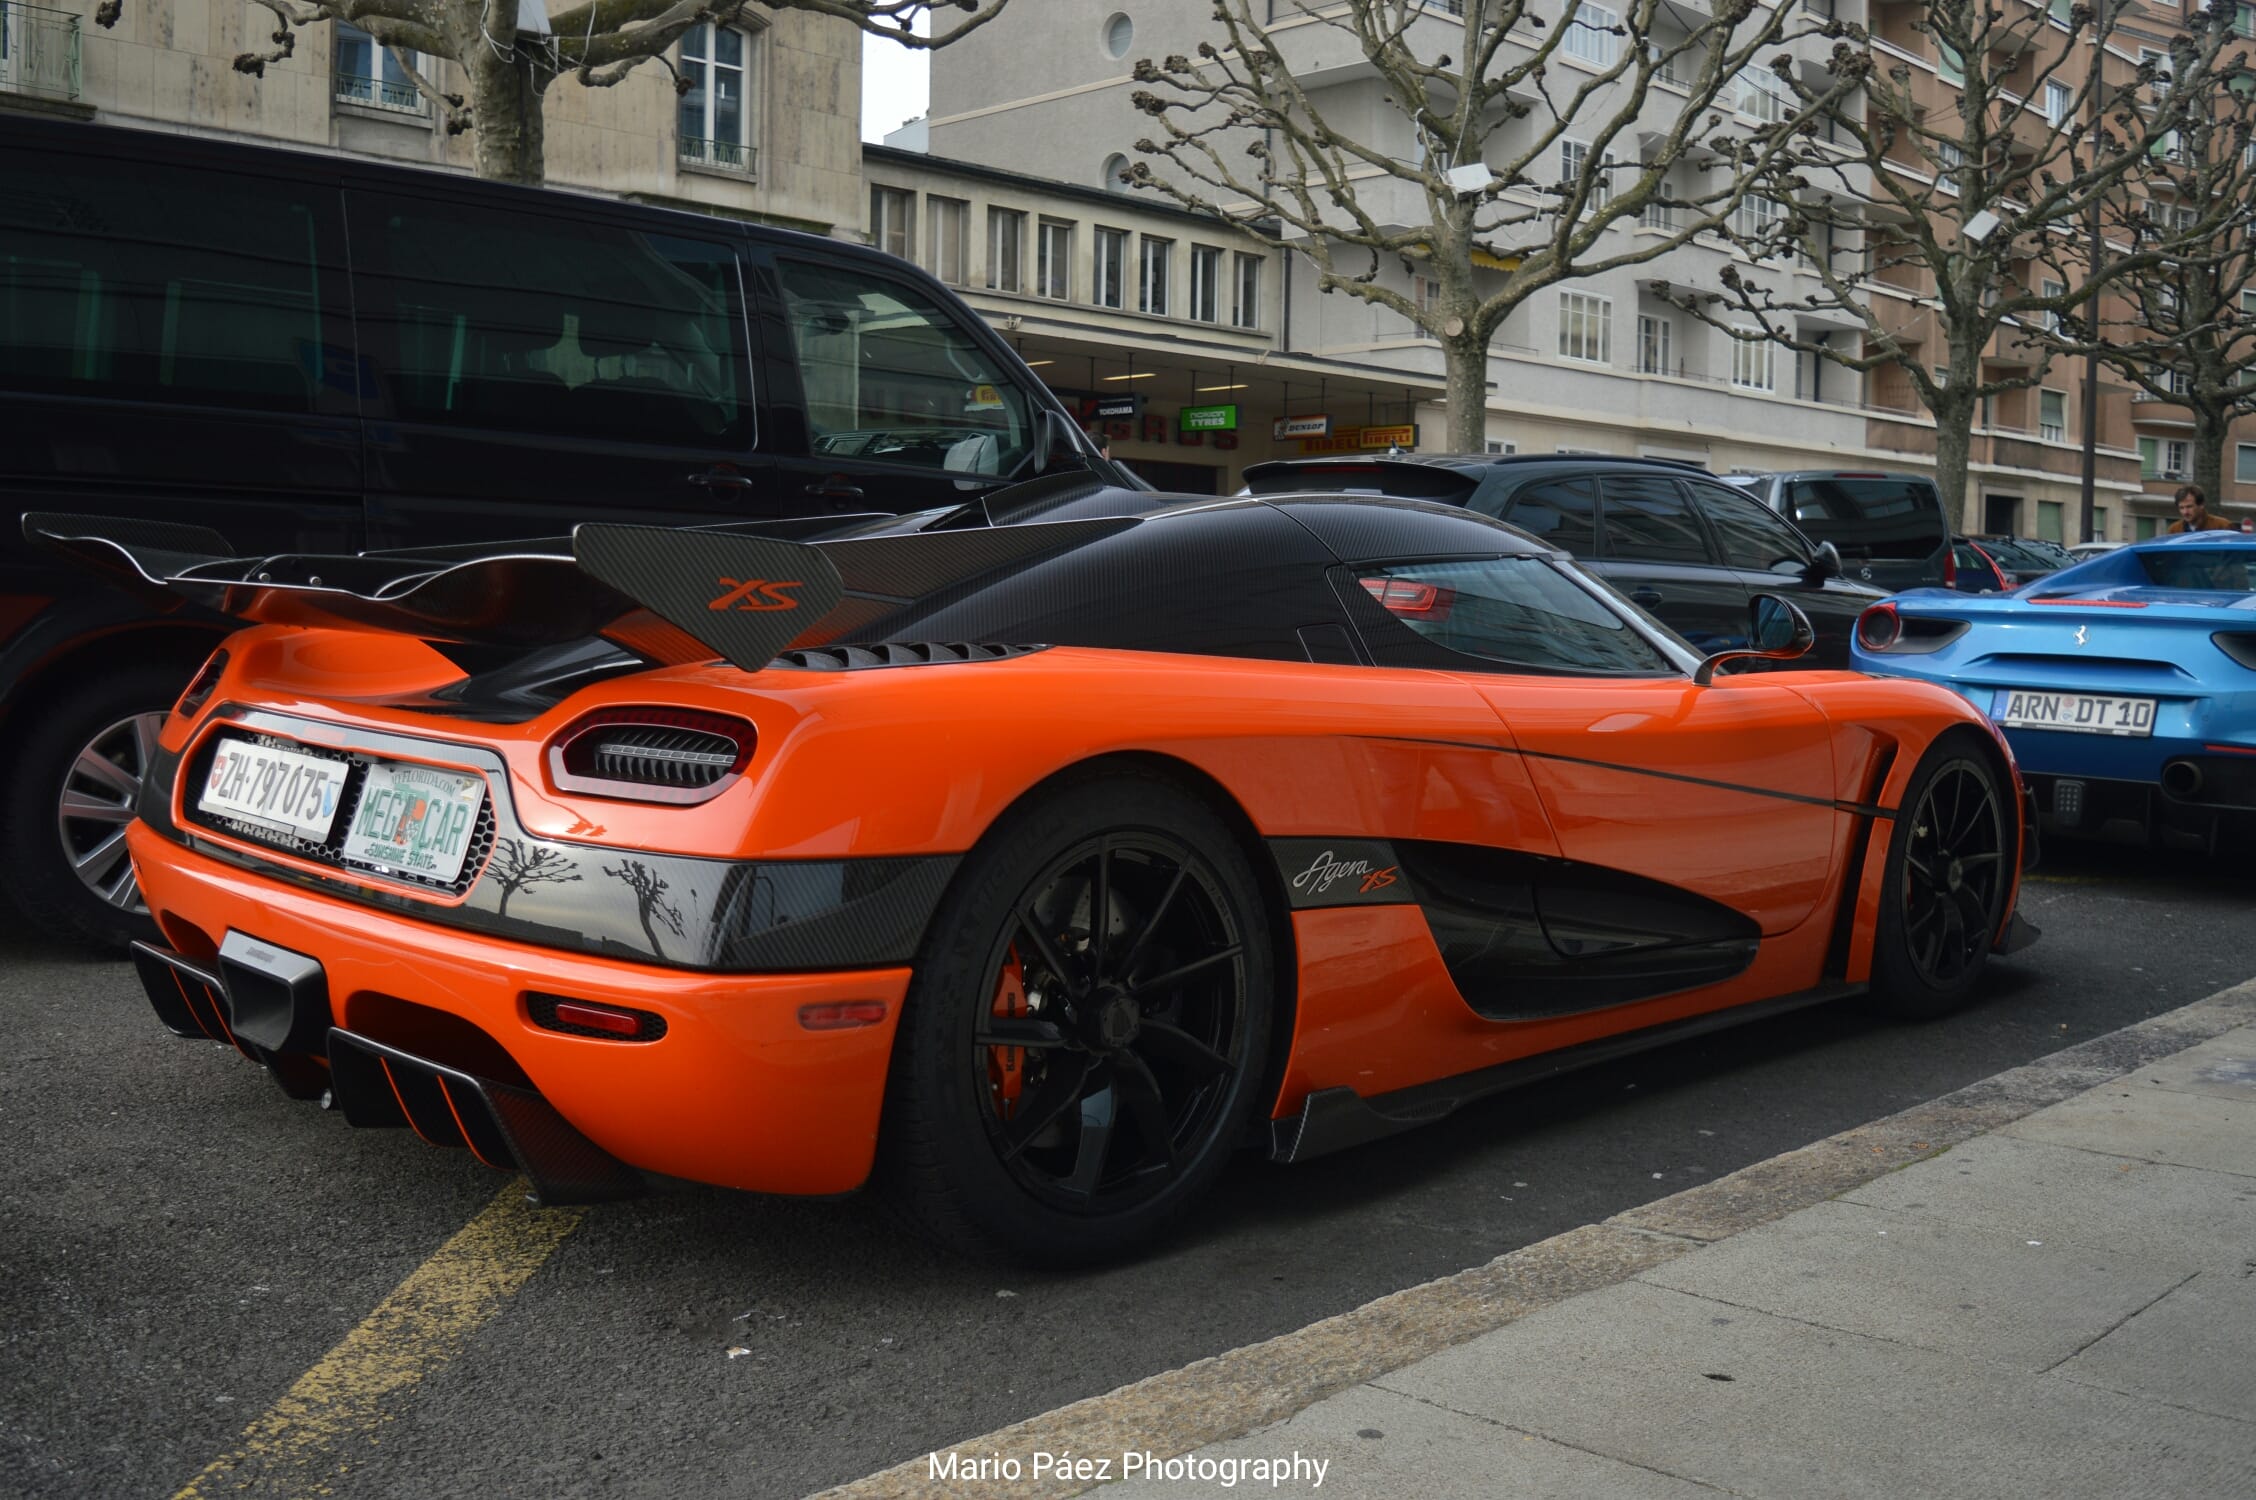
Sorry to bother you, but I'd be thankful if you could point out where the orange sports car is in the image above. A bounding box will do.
[35,492,2035,1262]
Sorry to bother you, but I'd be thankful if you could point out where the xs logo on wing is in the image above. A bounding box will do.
[710,578,804,612]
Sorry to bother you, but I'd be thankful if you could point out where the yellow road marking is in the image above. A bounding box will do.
[174,1181,583,1498]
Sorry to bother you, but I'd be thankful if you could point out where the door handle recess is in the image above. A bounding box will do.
[1629,589,1664,606]
[804,477,867,502]
[687,470,756,489]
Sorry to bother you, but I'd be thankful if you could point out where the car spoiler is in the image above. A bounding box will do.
[22,511,1137,673]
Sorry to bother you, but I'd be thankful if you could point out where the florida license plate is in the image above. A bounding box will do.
[198,738,347,842]
[1997,690,2156,737]
[341,762,487,883]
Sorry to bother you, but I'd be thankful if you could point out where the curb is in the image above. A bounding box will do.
[808,979,2256,1500]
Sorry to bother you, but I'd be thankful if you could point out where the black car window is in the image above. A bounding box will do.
[1599,475,1711,562]
[775,259,1032,477]
[1498,477,1598,553]
[1779,478,1943,561]
[0,150,335,413]
[1352,558,1673,675]
[2137,550,2255,591]
[356,193,750,447]
[1692,481,1811,572]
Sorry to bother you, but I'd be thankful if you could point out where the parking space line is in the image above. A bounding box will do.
[172,1180,583,1498]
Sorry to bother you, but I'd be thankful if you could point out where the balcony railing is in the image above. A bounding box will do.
[334,72,423,112]
[0,2,82,103]
[680,137,757,175]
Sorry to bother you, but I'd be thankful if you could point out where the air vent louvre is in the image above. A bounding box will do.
[768,642,1048,672]
[548,707,754,805]
[589,725,741,789]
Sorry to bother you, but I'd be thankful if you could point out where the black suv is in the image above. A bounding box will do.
[1720,470,1953,592]
[1243,455,1884,666]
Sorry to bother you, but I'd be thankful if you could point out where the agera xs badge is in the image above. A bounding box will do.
[709,578,803,612]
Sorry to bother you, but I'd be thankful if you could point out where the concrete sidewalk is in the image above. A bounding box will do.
[818,981,2256,1500]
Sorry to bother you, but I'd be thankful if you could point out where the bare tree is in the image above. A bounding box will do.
[2044,49,2256,506]
[603,858,687,956]
[488,837,582,916]
[1126,0,1856,451]
[91,0,1006,185]
[1670,2,2242,527]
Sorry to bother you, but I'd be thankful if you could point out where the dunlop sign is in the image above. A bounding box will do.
[1272,414,1332,440]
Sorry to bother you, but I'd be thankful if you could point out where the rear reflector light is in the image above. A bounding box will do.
[1856,603,1901,651]
[176,649,229,718]
[528,994,667,1042]
[1359,576,1455,621]
[798,1001,889,1031]
[548,707,753,805]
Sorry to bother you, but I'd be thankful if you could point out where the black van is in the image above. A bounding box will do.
[1720,471,1954,593]
[0,118,1109,945]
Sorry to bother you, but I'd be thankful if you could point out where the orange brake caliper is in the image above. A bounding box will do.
[987,946,1027,1117]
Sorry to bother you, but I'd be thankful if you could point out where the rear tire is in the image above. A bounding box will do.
[1869,738,2010,1021]
[878,772,1275,1265]
[0,666,181,950]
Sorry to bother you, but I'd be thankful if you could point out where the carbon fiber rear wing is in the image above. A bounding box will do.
[23,511,1136,672]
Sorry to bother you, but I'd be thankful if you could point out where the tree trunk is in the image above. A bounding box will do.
[2190,400,2227,510]
[1931,393,1977,533]
[462,42,549,184]
[1442,329,1488,453]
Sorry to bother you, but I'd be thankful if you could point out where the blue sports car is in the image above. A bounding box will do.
[1851,532,2256,850]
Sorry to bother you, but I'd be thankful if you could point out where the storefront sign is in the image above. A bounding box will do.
[1179,404,1239,432]
[1273,414,1332,440]
[1358,424,1419,450]
[1296,424,1420,455]
[1087,394,1144,421]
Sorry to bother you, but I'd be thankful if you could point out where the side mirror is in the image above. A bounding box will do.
[1807,541,1843,581]
[1035,407,1094,477]
[1694,593,1816,684]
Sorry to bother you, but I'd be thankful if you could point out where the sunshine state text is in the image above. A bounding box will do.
[926,1449,1330,1488]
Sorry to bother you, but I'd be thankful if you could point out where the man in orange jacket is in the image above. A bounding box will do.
[2169,485,2238,534]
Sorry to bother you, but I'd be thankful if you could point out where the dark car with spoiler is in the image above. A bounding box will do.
[33,495,2030,1262]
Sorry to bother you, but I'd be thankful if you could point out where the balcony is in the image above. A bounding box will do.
[0,2,81,104]
[333,73,422,112]
[680,137,758,177]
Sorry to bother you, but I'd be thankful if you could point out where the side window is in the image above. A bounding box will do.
[1689,480,1810,572]
[1350,558,1673,676]
[1600,475,1711,562]
[1498,477,1598,553]
[0,150,336,412]
[355,194,750,447]
[775,259,1032,476]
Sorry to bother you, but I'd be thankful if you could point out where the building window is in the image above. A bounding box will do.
[2239,444,2256,483]
[1189,245,1222,323]
[1413,275,1441,340]
[1037,220,1073,300]
[1139,235,1172,315]
[1093,227,1128,309]
[1637,314,1672,375]
[1731,329,1775,391]
[2140,48,2169,98]
[1937,40,1963,85]
[987,208,1025,293]
[1731,193,1782,244]
[2040,389,2066,442]
[2044,80,2072,126]
[1563,4,1619,67]
[870,186,913,260]
[927,197,970,285]
[2146,438,2192,478]
[2041,277,2065,332]
[679,24,756,172]
[1936,142,1962,196]
[2237,2,2256,40]
[1233,253,1261,329]
[1487,440,1518,454]
[1733,69,1788,124]
[1101,152,1131,192]
[1558,291,1612,364]
[2037,499,2064,543]
[335,24,423,112]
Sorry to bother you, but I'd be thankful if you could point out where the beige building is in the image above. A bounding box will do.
[0,0,863,233]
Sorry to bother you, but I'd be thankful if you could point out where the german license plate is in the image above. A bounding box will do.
[198,738,346,842]
[1997,689,2156,737]
[341,762,487,883]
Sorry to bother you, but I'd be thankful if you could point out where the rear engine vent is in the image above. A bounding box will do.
[767,642,1048,672]
[547,707,753,805]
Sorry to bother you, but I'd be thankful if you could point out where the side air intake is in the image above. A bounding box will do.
[547,707,753,805]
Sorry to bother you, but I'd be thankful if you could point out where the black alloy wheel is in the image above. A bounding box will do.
[880,774,1274,1263]
[1871,740,2009,1019]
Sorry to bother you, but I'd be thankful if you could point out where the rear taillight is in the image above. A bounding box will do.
[1359,576,1455,621]
[546,707,753,805]
[176,649,229,719]
[528,994,667,1042]
[1942,546,1957,588]
[1856,603,1901,652]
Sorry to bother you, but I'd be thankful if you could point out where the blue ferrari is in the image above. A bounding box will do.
[1851,532,2256,849]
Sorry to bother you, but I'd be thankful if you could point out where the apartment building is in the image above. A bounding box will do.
[0,0,862,232]
[863,143,1442,492]
[924,2,2254,537]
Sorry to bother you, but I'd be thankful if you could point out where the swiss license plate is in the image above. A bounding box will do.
[198,738,346,842]
[341,762,487,883]
[1997,689,2157,737]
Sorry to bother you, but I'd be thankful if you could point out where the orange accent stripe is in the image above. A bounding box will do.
[433,1076,503,1170]
[378,1057,439,1147]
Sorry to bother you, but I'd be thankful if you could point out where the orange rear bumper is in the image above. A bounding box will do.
[129,824,910,1197]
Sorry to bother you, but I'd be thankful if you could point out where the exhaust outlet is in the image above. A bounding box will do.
[2161,760,2203,800]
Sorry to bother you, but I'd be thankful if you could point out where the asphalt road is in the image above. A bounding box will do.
[3,841,2251,1500]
